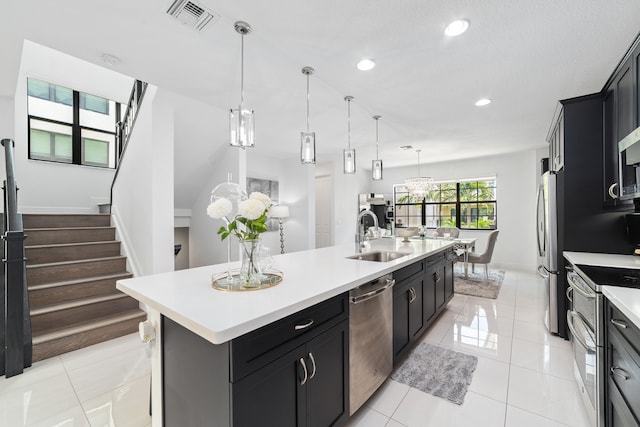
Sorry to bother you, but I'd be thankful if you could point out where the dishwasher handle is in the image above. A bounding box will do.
[350,278,395,304]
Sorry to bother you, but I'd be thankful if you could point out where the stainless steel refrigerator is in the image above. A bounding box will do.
[537,169,560,334]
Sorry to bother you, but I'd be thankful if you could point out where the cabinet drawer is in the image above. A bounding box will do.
[608,302,640,356]
[393,259,424,282]
[608,326,640,421]
[230,293,348,381]
[424,252,445,269]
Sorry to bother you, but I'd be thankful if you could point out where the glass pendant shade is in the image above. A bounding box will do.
[301,132,316,164]
[229,21,254,149]
[229,108,255,148]
[372,159,383,180]
[343,96,355,174]
[343,148,356,174]
[300,67,316,164]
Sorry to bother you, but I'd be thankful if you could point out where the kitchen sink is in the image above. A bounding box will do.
[346,250,408,262]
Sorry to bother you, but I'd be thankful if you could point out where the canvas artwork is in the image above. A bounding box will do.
[246,177,279,231]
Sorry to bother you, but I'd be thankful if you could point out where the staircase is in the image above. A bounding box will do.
[23,213,146,362]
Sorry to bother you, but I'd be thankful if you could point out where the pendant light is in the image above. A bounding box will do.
[343,96,356,174]
[229,21,254,148]
[371,115,383,180]
[405,149,433,198]
[300,66,316,164]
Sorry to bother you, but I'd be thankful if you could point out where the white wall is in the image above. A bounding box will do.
[188,150,315,267]
[14,40,133,213]
[111,86,174,276]
[361,150,539,272]
[0,96,14,192]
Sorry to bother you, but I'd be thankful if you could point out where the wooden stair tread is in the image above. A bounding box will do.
[32,309,146,344]
[26,255,127,269]
[28,272,132,291]
[31,292,131,315]
[25,226,115,232]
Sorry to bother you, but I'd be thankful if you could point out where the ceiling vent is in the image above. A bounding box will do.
[167,0,218,32]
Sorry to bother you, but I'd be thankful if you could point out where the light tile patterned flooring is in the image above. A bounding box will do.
[0,269,590,426]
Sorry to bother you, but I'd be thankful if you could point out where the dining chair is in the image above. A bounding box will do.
[458,229,499,278]
[435,227,460,238]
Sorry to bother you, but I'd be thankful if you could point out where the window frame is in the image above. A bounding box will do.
[27,78,120,169]
[393,178,497,231]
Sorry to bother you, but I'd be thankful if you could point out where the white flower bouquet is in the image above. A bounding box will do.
[207,191,273,241]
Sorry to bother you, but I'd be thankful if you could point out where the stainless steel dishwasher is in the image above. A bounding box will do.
[349,274,394,415]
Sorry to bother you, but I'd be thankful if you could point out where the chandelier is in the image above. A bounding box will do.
[405,149,432,198]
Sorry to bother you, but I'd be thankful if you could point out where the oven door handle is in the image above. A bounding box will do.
[567,272,596,299]
[566,311,596,353]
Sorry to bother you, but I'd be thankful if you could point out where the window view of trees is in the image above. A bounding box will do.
[394,179,497,230]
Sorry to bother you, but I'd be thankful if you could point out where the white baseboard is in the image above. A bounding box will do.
[111,205,142,278]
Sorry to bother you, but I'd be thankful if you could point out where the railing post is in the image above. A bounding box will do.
[4,230,27,377]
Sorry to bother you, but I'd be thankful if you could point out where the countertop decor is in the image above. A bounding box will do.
[207,181,276,290]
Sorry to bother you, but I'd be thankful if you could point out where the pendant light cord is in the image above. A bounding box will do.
[306,73,310,132]
[347,98,351,150]
[239,33,245,110]
[375,118,379,160]
[417,149,421,176]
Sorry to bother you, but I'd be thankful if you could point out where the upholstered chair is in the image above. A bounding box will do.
[459,229,499,278]
[435,227,460,238]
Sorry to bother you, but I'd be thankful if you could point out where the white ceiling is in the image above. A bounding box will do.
[1,0,640,207]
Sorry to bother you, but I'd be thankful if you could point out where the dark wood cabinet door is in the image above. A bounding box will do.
[392,282,411,360]
[306,320,349,427]
[444,258,454,303]
[408,275,425,340]
[422,264,437,324]
[433,262,446,311]
[607,377,640,427]
[603,88,621,206]
[232,345,307,427]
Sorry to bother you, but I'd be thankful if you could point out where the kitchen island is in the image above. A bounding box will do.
[117,238,455,427]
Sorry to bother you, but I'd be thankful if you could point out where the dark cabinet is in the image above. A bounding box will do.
[162,293,349,427]
[605,299,640,426]
[233,320,349,427]
[392,249,455,363]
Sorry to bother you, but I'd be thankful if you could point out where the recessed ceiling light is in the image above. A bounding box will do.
[444,19,470,37]
[400,145,414,150]
[357,58,376,71]
[475,98,492,107]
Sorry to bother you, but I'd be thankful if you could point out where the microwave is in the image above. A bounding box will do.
[618,126,640,200]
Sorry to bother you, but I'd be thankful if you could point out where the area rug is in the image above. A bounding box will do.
[454,268,505,299]
[391,342,478,405]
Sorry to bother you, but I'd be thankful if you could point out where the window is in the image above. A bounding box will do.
[393,178,497,230]
[27,78,120,168]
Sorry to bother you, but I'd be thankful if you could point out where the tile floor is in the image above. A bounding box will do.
[346,269,592,427]
[0,269,590,426]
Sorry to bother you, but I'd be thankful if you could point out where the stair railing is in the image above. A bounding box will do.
[108,80,148,212]
[1,138,31,377]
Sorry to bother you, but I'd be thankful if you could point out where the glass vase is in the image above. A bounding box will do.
[239,238,263,287]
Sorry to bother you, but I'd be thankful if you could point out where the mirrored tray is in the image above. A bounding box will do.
[211,268,283,292]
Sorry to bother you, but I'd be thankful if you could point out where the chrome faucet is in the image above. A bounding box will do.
[355,209,379,252]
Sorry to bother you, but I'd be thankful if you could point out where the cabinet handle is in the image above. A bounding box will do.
[299,358,308,385]
[294,319,314,330]
[566,286,573,303]
[434,272,441,282]
[308,353,317,380]
[408,287,417,303]
[608,182,619,199]
[610,366,629,381]
[611,319,628,329]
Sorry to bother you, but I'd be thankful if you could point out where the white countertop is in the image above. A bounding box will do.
[117,238,454,345]
[564,251,640,328]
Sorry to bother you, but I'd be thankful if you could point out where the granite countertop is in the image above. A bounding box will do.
[117,238,454,345]
[564,251,640,328]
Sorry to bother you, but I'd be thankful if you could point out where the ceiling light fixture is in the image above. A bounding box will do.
[300,66,316,164]
[357,58,376,71]
[444,19,470,37]
[229,21,254,148]
[101,54,119,67]
[400,145,414,150]
[405,149,433,198]
[343,96,356,174]
[475,98,492,106]
[372,115,383,181]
